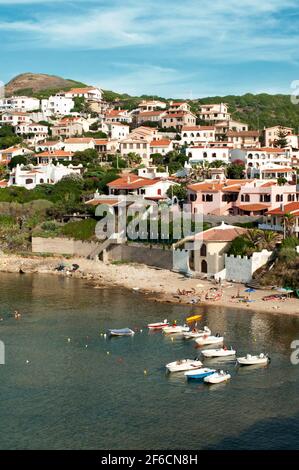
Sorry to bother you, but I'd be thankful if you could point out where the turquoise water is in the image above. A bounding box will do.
[0,272,299,450]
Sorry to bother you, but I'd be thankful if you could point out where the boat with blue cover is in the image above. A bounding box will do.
[184,367,216,380]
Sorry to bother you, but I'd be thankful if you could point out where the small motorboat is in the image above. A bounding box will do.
[185,367,216,380]
[237,353,270,366]
[204,370,231,384]
[186,314,202,323]
[195,334,224,346]
[162,324,190,334]
[166,358,203,373]
[108,328,135,337]
[201,347,236,358]
[183,326,211,339]
[147,319,169,329]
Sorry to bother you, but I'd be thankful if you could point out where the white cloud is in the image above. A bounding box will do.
[1,0,299,65]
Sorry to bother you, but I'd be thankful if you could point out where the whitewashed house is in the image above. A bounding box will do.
[8,163,82,189]
[41,95,75,117]
[63,137,95,152]
[0,96,40,112]
[181,125,216,145]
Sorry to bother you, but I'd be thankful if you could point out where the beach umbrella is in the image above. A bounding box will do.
[245,288,256,293]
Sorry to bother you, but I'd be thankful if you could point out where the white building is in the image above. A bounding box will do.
[0,112,31,126]
[14,122,49,142]
[199,103,231,122]
[181,125,216,145]
[63,137,95,152]
[64,87,102,102]
[0,96,40,112]
[0,146,33,164]
[109,122,130,140]
[149,139,174,155]
[231,147,292,178]
[187,144,233,165]
[138,100,167,112]
[41,95,74,117]
[8,163,82,189]
[263,126,293,147]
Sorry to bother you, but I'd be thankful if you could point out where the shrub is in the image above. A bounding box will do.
[60,218,97,240]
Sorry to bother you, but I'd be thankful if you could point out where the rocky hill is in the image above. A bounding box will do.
[5,73,87,98]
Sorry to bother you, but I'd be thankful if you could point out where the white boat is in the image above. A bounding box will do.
[195,335,224,346]
[184,367,216,380]
[201,347,236,358]
[108,328,135,337]
[166,358,203,373]
[147,319,169,329]
[162,324,190,334]
[204,370,231,384]
[183,326,211,339]
[237,353,270,366]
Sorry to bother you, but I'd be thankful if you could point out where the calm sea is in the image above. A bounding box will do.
[0,272,299,450]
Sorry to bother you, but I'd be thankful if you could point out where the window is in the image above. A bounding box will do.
[245,194,250,202]
[200,244,207,257]
[25,178,33,184]
[189,193,196,202]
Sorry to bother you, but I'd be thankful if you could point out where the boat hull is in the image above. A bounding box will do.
[166,359,203,373]
[204,373,231,384]
[201,348,236,358]
[196,336,224,346]
[185,368,216,380]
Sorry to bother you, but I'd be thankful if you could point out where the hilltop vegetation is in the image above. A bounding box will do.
[5,73,87,99]
[5,73,299,129]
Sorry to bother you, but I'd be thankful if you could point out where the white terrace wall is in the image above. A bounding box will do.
[224,249,273,283]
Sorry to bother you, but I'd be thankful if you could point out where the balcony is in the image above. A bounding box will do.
[258,223,283,232]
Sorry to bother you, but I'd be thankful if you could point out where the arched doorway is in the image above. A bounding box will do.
[201,259,208,273]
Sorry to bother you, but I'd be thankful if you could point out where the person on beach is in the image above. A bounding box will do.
[14,310,21,320]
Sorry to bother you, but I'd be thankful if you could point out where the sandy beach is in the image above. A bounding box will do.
[0,252,299,316]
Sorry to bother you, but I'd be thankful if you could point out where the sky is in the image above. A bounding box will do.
[1,0,299,98]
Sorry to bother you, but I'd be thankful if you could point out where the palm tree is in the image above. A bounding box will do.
[283,212,296,238]
[258,230,282,250]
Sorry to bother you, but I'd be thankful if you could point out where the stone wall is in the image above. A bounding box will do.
[224,249,273,283]
[32,237,99,258]
[106,243,173,270]
[32,237,174,270]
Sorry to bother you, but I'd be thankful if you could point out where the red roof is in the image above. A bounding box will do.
[194,224,247,242]
[262,167,293,173]
[107,174,160,190]
[150,139,171,147]
[237,203,270,212]
[267,202,299,215]
[37,150,73,157]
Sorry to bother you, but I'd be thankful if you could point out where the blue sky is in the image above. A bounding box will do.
[1,0,299,97]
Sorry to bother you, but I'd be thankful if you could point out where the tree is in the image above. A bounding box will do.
[277,176,287,186]
[283,212,296,238]
[166,184,187,201]
[8,155,29,170]
[72,149,98,166]
[127,152,142,166]
[275,127,289,148]
[258,230,282,250]
[227,163,245,179]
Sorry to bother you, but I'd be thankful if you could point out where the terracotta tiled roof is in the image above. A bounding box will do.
[85,198,120,207]
[267,202,299,215]
[37,150,73,157]
[139,111,165,117]
[64,138,94,144]
[262,167,293,172]
[227,130,260,137]
[237,203,270,212]
[194,224,247,242]
[248,147,287,153]
[107,174,160,190]
[150,139,171,147]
